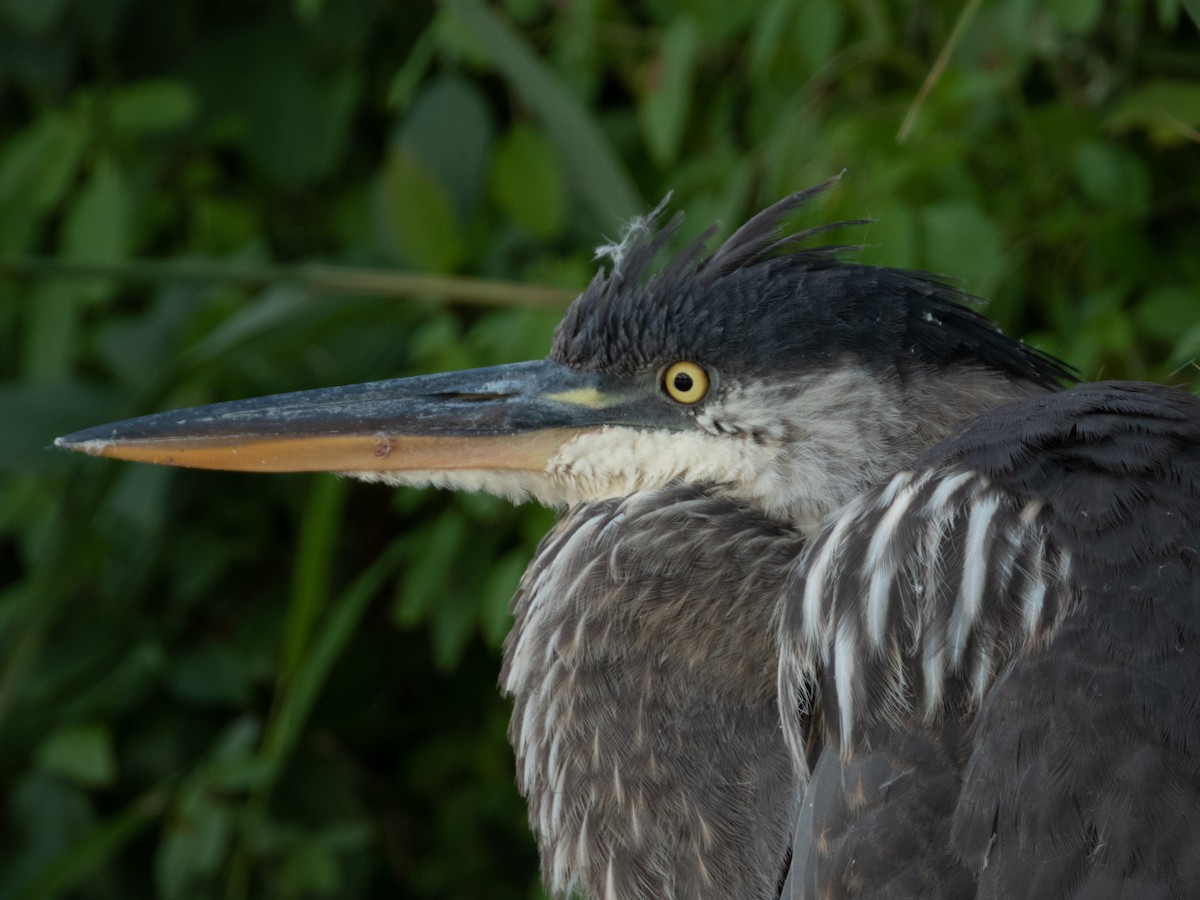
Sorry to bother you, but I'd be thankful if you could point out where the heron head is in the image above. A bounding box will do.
[56,177,1069,529]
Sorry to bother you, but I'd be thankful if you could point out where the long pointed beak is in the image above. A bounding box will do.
[55,359,668,474]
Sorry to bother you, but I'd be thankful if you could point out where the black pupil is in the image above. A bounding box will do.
[673,371,694,393]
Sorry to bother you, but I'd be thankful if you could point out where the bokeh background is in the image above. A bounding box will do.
[2,1,1199,897]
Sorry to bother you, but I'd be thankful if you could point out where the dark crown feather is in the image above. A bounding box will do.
[551,177,1074,389]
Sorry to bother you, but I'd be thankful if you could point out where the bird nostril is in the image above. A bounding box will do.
[430,392,518,403]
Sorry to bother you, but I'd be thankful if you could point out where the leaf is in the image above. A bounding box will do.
[278,837,339,896]
[1157,0,1181,28]
[259,541,407,771]
[397,75,495,223]
[295,0,326,22]
[34,724,117,787]
[166,643,253,707]
[156,787,231,900]
[479,552,523,648]
[0,111,86,253]
[1136,287,1200,341]
[22,281,79,381]
[856,204,917,270]
[2,0,69,34]
[443,0,640,229]
[101,464,172,541]
[394,515,467,627]
[919,202,1004,292]
[794,0,844,72]
[9,778,166,900]
[638,16,700,167]
[62,154,132,271]
[109,80,199,136]
[281,475,347,678]
[1049,0,1104,31]
[386,24,437,110]
[181,283,313,366]
[191,32,360,186]
[1185,0,1200,30]
[379,147,466,272]
[1106,79,1200,146]
[1071,140,1150,209]
[490,124,565,236]
[748,0,793,75]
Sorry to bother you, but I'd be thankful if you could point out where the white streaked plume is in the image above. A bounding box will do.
[791,465,1076,752]
[834,618,859,744]
[921,635,946,722]
[801,498,863,647]
[950,493,1000,666]
[1021,533,1048,638]
[924,469,975,517]
[864,473,917,647]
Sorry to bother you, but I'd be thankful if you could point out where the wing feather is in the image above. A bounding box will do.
[779,381,1200,898]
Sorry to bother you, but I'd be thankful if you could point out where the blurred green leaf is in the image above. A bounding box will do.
[157,785,232,900]
[181,283,313,366]
[444,0,640,227]
[395,514,466,628]
[61,154,133,304]
[1,0,69,34]
[110,80,199,136]
[22,282,78,381]
[638,16,700,167]
[192,33,360,185]
[387,26,438,110]
[479,552,523,648]
[399,75,495,224]
[748,0,793,75]
[490,124,565,236]
[34,723,117,787]
[278,835,339,896]
[8,778,166,900]
[1137,287,1200,341]
[1049,0,1104,32]
[0,110,86,253]
[794,0,844,71]
[281,475,347,678]
[380,147,466,272]
[857,204,918,270]
[6,773,95,877]
[1184,0,1200,29]
[167,642,253,707]
[295,0,325,23]
[920,201,1004,291]
[1071,141,1151,209]
[1106,78,1200,145]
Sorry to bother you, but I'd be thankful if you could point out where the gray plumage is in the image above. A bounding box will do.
[503,487,800,898]
[779,381,1200,899]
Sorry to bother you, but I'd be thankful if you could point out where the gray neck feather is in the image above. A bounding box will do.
[503,489,803,899]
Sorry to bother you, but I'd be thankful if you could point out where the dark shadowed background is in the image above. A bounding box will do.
[1,1,1199,897]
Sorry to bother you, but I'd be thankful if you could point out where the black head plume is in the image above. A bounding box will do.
[550,176,1074,389]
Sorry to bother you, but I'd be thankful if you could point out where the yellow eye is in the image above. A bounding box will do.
[663,361,710,404]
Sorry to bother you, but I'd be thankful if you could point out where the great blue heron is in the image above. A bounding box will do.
[57,179,1200,899]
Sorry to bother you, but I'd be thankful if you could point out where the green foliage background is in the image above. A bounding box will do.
[2,1,1199,897]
